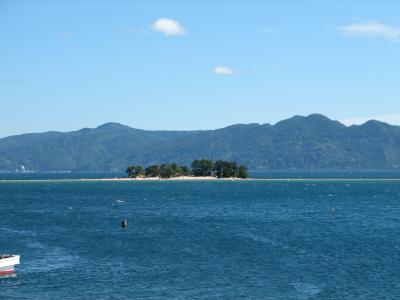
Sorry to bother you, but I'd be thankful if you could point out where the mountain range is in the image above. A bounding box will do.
[1,114,400,172]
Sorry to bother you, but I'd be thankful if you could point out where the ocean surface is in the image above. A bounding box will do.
[2,174,400,299]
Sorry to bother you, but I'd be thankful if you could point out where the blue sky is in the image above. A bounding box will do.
[1,0,400,137]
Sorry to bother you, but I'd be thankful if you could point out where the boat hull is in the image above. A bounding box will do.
[0,268,15,276]
[0,255,20,277]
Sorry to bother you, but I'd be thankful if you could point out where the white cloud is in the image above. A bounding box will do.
[151,18,185,36]
[339,20,400,42]
[341,114,400,126]
[213,66,236,75]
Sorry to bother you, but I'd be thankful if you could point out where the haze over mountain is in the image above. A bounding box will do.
[1,114,400,172]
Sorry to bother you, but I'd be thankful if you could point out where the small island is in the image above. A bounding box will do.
[126,159,249,179]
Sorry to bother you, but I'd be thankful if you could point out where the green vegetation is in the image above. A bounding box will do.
[3,114,400,172]
[126,159,249,179]
[126,166,143,178]
[191,159,214,176]
[144,165,160,177]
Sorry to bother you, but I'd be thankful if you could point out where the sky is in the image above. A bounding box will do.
[1,0,400,137]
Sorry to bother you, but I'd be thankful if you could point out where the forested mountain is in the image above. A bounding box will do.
[1,114,400,172]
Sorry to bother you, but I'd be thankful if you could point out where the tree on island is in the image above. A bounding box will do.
[144,163,190,178]
[145,165,160,177]
[126,165,144,178]
[236,165,249,179]
[214,160,235,178]
[212,161,249,178]
[181,166,191,176]
[126,159,249,179]
[191,159,214,176]
[159,163,181,178]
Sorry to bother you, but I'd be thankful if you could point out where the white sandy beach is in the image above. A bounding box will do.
[81,176,247,181]
[2,177,400,183]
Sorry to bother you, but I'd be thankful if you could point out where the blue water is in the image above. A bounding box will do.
[1,179,400,299]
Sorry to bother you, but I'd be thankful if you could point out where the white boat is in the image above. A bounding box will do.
[0,255,20,276]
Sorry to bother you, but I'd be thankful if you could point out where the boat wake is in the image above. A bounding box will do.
[0,272,17,279]
[23,247,75,274]
[292,282,321,299]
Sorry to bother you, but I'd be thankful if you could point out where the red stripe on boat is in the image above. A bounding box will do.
[0,270,14,276]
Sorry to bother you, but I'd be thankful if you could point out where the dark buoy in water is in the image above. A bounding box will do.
[121,220,128,228]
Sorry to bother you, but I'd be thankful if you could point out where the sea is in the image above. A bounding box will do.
[1,172,400,299]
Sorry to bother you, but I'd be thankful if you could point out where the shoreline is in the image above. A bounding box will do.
[2,177,400,183]
[0,176,248,183]
[93,176,244,181]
